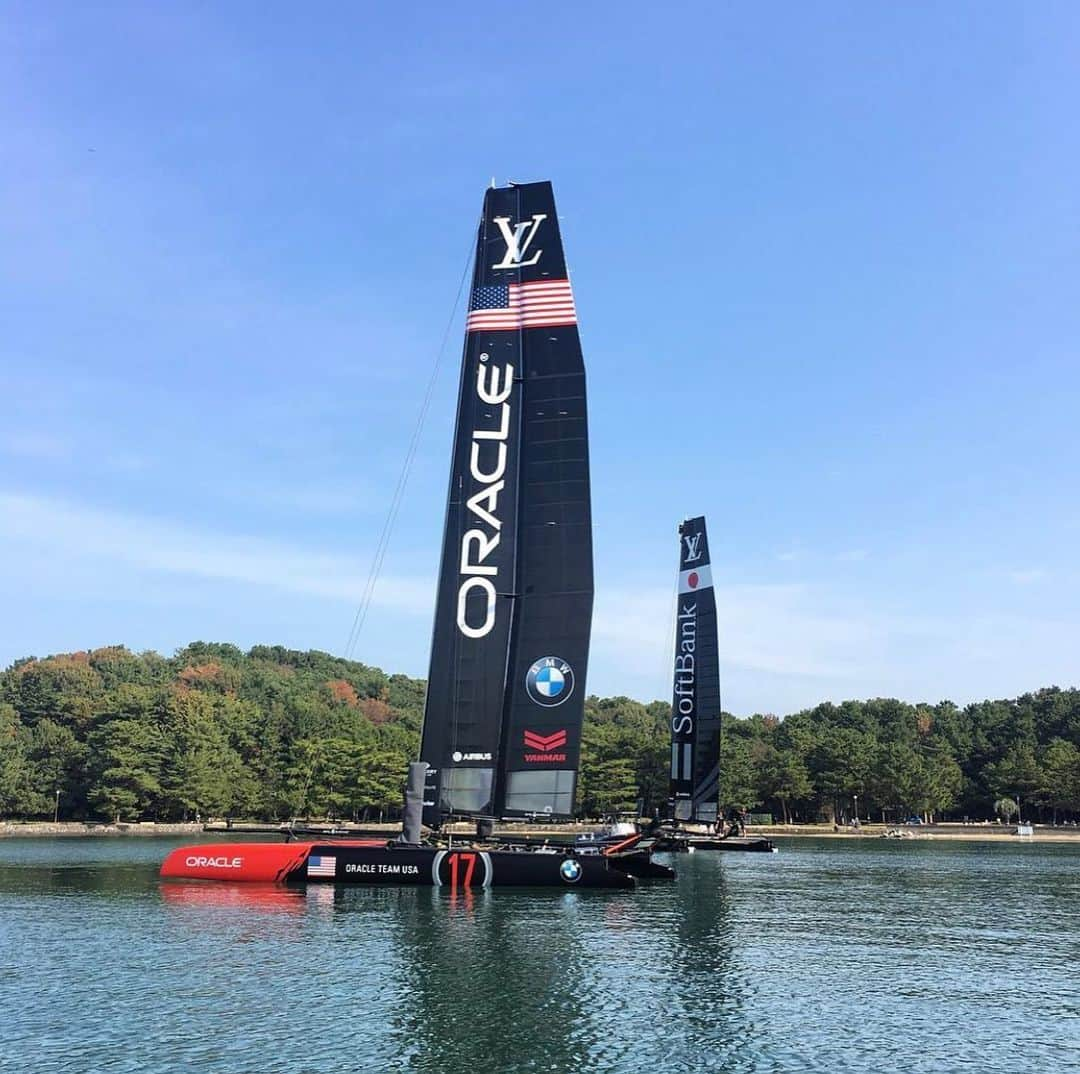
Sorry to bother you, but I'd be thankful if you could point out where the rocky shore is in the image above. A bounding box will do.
[0,821,204,838]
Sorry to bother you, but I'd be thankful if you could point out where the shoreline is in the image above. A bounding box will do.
[0,821,205,838]
[4,819,1080,843]
[758,822,1080,843]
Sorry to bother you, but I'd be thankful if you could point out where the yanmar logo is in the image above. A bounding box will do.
[524,728,567,763]
[185,855,243,869]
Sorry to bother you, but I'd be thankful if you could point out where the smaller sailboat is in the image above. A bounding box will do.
[657,517,775,854]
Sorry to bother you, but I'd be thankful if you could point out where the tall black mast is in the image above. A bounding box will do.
[668,517,722,825]
[420,181,593,824]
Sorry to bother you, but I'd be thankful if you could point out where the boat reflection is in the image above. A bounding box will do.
[382,885,625,1070]
[158,881,308,914]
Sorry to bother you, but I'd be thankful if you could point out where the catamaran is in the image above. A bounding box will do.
[161,180,669,889]
[657,517,775,853]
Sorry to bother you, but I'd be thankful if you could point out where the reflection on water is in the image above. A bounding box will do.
[390,886,641,1071]
[159,882,310,914]
[1,837,1078,1073]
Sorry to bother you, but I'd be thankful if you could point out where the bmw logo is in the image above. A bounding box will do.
[525,657,575,707]
[560,858,583,883]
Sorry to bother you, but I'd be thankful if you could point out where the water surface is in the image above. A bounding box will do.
[2,836,1076,1072]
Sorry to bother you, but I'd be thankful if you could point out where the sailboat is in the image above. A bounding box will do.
[161,181,665,889]
[658,517,775,853]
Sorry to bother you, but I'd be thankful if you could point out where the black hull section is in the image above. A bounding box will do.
[607,851,677,879]
[655,835,776,854]
[161,841,634,888]
[297,844,633,887]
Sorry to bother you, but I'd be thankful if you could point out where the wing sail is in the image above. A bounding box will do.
[420,181,593,824]
[669,516,722,825]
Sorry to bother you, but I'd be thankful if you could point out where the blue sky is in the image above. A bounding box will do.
[2,3,1078,714]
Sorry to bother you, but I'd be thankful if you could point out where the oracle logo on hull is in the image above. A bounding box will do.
[185,855,243,869]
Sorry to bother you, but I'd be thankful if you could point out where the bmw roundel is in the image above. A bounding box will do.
[525,657,575,707]
[560,858,583,883]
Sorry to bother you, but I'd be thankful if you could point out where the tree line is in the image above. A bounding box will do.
[1,643,1078,824]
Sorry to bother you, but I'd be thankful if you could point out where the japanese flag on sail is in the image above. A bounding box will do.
[679,564,713,594]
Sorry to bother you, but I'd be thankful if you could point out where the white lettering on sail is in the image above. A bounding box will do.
[491,215,546,269]
[683,532,703,562]
[458,577,496,638]
[465,480,504,531]
[460,530,499,577]
[456,354,516,639]
[671,602,697,737]
[470,440,506,483]
[476,361,514,405]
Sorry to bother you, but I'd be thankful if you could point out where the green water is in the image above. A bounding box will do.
[1,837,1076,1073]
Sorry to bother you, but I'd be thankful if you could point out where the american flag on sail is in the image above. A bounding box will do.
[306,854,336,878]
[466,278,576,332]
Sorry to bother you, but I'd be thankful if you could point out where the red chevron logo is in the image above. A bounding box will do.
[523,729,567,752]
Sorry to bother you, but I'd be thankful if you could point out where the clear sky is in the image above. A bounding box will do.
[2,3,1078,714]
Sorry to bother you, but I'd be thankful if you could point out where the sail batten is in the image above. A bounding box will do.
[420,181,593,824]
[668,517,722,825]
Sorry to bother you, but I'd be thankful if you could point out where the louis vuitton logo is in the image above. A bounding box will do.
[491,214,546,269]
[683,533,703,563]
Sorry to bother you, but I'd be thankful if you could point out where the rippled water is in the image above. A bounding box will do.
[2,837,1077,1073]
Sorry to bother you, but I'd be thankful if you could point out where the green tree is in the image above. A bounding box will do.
[0,703,35,816]
[870,741,919,821]
[26,719,86,818]
[993,797,1019,824]
[161,692,245,819]
[808,726,875,821]
[921,747,963,821]
[1041,739,1080,820]
[756,744,812,824]
[716,715,759,810]
[580,757,638,815]
[3,643,1078,826]
[87,718,165,822]
[984,743,1043,817]
[354,746,409,818]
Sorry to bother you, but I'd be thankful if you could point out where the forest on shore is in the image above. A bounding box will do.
[2,643,1079,824]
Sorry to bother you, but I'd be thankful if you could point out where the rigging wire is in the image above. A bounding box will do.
[343,239,475,661]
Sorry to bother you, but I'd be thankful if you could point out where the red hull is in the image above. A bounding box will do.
[160,841,385,883]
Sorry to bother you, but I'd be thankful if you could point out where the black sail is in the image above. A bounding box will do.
[494,184,593,820]
[668,517,722,824]
[420,181,593,823]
